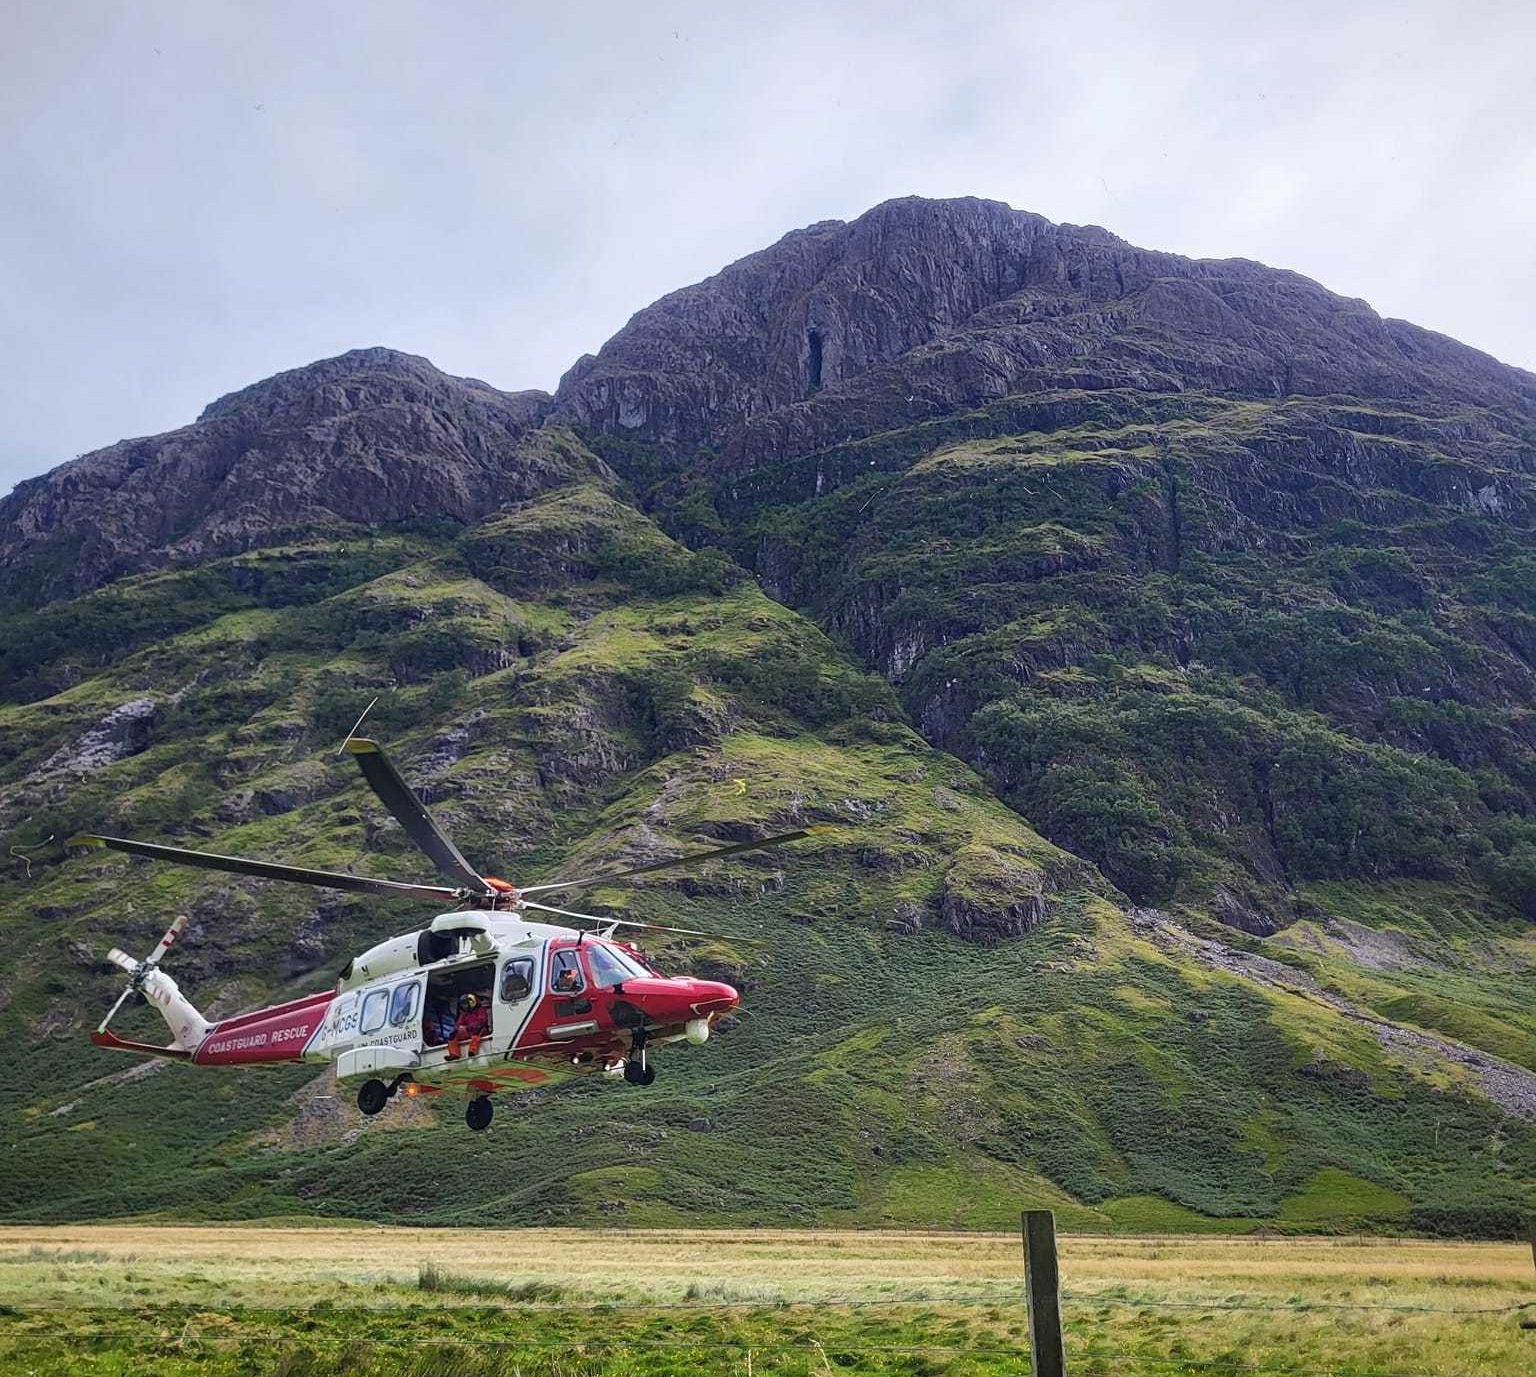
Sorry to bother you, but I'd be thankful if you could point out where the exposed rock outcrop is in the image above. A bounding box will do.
[8,199,1533,605]
[938,843,1049,945]
[0,349,577,601]
[39,697,158,775]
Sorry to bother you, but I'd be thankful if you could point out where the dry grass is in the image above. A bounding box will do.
[0,1225,1531,1375]
[0,1224,1529,1306]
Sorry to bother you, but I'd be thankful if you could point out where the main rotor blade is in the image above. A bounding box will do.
[520,827,824,896]
[344,738,487,892]
[519,899,722,940]
[68,835,465,902]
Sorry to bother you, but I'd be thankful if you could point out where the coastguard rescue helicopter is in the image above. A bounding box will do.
[69,737,813,1131]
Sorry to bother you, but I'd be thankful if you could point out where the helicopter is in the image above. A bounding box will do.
[69,737,814,1131]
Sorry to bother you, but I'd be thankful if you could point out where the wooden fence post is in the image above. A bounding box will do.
[1022,1209,1066,1377]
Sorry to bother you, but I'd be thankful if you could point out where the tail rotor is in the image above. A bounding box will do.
[96,916,207,1056]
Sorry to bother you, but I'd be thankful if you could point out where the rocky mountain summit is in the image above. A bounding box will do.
[0,348,568,601]
[554,196,1536,468]
[4,194,1533,917]
[6,198,1533,603]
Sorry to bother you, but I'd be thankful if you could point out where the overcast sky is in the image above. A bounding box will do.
[3,1,1533,494]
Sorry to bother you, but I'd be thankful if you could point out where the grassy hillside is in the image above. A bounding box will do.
[1,444,1531,1234]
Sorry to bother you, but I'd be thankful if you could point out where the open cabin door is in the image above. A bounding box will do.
[420,962,496,1060]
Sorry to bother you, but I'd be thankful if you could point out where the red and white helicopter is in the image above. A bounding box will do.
[70,738,813,1131]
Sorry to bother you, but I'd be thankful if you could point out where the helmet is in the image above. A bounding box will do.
[460,993,478,1010]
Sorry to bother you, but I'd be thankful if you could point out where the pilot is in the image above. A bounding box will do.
[554,964,581,994]
[445,992,489,1061]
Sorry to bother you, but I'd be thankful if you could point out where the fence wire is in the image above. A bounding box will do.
[1061,1290,1536,1317]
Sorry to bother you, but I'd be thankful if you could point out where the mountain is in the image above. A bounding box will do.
[0,197,1531,1234]
[553,196,1536,465]
[0,348,559,604]
[556,199,1536,926]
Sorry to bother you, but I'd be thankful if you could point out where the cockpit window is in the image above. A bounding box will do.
[599,943,652,981]
[549,947,585,995]
[586,944,634,989]
[621,945,662,977]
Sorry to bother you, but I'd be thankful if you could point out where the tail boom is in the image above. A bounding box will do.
[192,990,335,1066]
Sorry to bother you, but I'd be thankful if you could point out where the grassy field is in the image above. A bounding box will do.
[0,1225,1531,1375]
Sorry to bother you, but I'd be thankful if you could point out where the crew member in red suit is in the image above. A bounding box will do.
[445,992,489,1060]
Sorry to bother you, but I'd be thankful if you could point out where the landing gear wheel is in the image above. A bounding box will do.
[356,1079,389,1116]
[623,1058,656,1087]
[465,1096,493,1132]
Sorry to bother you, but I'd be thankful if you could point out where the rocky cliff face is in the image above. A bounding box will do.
[9,199,1534,603]
[0,348,567,602]
[4,198,1534,915]
[554,196,1536,470]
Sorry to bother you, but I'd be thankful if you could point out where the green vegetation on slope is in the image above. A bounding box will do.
[1,453,1531,1234]
[697,392,1536,926]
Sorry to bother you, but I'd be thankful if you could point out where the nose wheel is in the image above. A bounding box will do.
[623,1054,656,1086]
[465,1095,494,1131]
